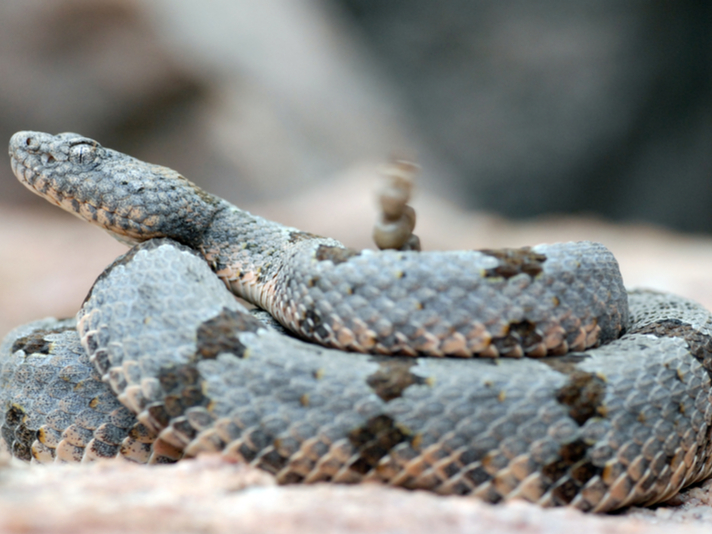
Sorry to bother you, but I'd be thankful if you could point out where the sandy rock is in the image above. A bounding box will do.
[0,455,710,534]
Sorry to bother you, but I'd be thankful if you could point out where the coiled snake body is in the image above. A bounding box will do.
[3,131,712,513]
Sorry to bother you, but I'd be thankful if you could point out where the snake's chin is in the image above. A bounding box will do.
[105,230,145,247]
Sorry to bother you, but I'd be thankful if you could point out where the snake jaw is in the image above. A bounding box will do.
[10,130,105,210]
[8,130,222,248]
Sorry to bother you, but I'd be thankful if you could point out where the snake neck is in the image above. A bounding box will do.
[198,204,340,312]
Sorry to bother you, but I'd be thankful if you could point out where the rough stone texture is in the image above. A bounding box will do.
[0,454,710,534]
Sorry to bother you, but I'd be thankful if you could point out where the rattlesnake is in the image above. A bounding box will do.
[3,130,712,512]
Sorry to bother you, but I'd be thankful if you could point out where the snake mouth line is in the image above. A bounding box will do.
[9,153,28,183]
[9,131,226,249]
[9,156,58,206]
[9,139,58,197]
[9,152,161,245]
[10,153,88,215]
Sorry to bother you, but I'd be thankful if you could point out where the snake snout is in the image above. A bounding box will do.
[9,131,90,159]
[9,131,40,156]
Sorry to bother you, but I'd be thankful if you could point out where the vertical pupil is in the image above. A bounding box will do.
[72,144,91,164]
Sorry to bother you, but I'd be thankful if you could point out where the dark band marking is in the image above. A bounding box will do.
[170,418,198,444]
[242,428,272,464]
[528,367,608,506]
[195,307,262,360]
[555,370,606,426]
[155,363,209,420]
[540,354,590,375]
[146,404,170,430]
[347,414,410,474]
[629,318,712,379]
[256,448,290,474]
[366,360,427,402]
[491,320,543,356]
[1,405,34,462]
[300,307,330,340]
[542,439,601,505]
[481,248,546,279]
[288,231,323,243]
[11,324,74,355]
[315,245,361,265]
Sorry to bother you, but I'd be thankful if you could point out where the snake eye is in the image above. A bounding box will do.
[69,142,102,166]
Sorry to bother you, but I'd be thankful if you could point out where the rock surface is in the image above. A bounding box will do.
[0,453,710,534]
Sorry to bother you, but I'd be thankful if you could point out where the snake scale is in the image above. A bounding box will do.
[3,131,712,513]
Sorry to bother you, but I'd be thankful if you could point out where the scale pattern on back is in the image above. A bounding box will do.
[0,240,706,512]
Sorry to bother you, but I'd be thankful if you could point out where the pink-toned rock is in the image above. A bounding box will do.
[0,455,710,534]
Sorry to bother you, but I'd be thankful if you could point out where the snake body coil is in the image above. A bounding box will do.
[3,131,712,513]
[8,131,628,359]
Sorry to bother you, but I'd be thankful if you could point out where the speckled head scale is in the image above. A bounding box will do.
[9,130,220,247]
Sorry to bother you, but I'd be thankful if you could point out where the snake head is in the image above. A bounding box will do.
[9,131,222,247]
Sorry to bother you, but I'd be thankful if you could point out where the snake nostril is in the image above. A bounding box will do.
[23,135,40,152]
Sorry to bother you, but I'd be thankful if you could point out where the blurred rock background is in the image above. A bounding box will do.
[3,0,712,224]
[339,0,712,230]
[2,0,712,335]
